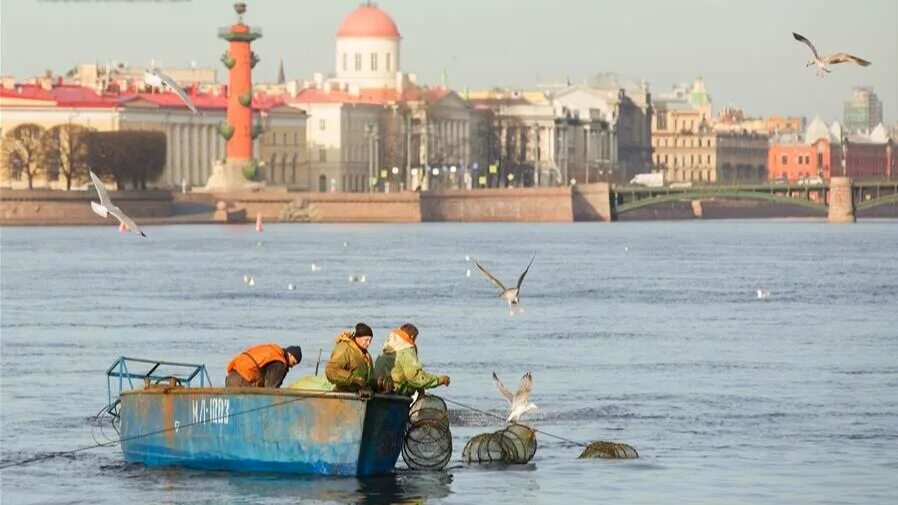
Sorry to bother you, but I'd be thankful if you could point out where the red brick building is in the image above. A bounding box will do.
[768,117,893,182]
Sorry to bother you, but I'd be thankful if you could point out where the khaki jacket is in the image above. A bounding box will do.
[325,331,373,391]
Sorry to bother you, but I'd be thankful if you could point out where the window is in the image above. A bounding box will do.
[319,147,326,162]
[707,154,711,164]
[342,53,347,72]
[386,53,391,72]
[319,119,325,131]
[294,132,299,145]
[371,53,378,71]
[781,155,787,165]
[282,133,287,145]
[354,53,362,71]
[271,132,277,146]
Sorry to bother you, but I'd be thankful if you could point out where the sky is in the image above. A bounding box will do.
[1,0,895,125]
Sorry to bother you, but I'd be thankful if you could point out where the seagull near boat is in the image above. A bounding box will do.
[792,32,871,77]
[493,372,537,423]
[472,254,535,309]
[88,171,146,238]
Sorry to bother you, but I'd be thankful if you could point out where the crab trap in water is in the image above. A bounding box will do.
[401,395,452,470]
[578,441,639,459]
[462,423,538,464]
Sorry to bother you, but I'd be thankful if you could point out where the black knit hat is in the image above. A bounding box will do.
[284,346,302,364]
[353,323,373,338]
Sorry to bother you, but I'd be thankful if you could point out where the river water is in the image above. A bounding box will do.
[1,221,896,504]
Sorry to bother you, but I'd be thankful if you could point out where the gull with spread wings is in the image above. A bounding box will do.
[89,171,146,237]
[472,254,535,310]
[144,68,203,115]
[493,372,537,423]
[792,32,871,77]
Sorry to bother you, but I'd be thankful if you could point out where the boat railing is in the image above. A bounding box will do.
[105,356,213,415]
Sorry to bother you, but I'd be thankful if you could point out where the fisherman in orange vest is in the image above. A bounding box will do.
[225,344,303,388]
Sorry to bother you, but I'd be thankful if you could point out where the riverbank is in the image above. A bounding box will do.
[1,185,896,225]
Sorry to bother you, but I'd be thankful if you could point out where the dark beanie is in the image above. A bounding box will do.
[353,323,373,338]
[284,346,302,364]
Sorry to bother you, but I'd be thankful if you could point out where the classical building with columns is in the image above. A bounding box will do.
[0,81,307,189]
[466,73,654,186]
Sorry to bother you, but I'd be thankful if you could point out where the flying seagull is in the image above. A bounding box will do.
[792,33,871,77]
[472,254,535,308]
[144,68,202,115]
[493,372,537,423]
[88,171,146,238]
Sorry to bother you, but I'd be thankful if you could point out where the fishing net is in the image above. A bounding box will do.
[578,441,639,459]
[462,423,537,464]
[401,395,452,470]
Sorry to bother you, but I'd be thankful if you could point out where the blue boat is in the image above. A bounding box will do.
[106,357,411,476]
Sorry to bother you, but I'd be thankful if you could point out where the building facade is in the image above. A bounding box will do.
[843,86,883,132]
[652,76,768,183]
[0,81,307,189]
[265,4,473,192]
[768,116,893,182]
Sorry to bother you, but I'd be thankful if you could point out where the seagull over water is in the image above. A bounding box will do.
[144,68,202,115]
[493,372,537,423]
[88,171,146,237]
[757,289,771,300]
[473,254,535,308]
[792,32,871,77]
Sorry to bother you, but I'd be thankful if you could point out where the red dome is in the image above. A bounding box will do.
[336,5,400,38]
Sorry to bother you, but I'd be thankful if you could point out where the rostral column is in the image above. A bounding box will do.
[217,2,262,183]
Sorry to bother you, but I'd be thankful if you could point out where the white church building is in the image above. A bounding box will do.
[283,4,471,192]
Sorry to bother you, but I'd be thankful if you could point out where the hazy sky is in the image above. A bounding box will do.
[2,0,895,124]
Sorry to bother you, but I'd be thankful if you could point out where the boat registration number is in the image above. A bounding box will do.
[192,398,230,425]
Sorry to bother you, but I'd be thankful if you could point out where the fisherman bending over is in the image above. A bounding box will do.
[374,323,450,396]
[225,343,302,388]
[325,323,375,392]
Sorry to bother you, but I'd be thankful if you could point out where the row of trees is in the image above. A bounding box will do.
[2,123,166,190]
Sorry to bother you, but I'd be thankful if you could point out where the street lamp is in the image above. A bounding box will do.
[364,122,379,193]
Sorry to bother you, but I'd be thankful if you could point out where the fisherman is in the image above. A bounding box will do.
[225,343,302,388]
[325,323,375,392]
[374,323,450,397]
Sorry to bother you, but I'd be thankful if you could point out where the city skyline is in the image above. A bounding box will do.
[1,0,896,125]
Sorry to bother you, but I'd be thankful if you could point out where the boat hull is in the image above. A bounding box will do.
[119,387,410,476]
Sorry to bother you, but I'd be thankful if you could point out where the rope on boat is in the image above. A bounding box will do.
[0,396,311,470]
[442,397,588,448]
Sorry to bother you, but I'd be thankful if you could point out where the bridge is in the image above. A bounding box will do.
[610,178,898,222]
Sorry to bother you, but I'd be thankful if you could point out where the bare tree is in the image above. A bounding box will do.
[86,131,166,190]
[2,124,46,189]
[43,124,92,190]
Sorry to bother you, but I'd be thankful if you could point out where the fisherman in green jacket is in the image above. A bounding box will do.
[325,323,375,392]
[374,323,450,396]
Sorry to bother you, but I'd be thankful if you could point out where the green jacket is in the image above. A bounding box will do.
[374,330,440,396]
[325,331,373,392]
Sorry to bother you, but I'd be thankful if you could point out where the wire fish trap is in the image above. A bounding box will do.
[402,395,452,471]
[578,441,639,459]
[462,423,537,464]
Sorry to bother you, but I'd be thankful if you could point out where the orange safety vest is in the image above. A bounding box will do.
[226,344,289,386]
